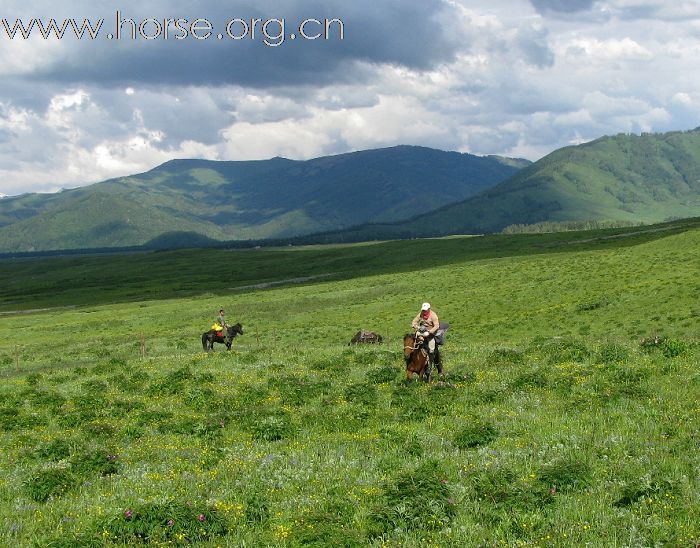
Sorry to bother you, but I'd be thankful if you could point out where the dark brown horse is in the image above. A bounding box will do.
[349,330,383,345]
[202,323,244,351]
[403,333,431,382]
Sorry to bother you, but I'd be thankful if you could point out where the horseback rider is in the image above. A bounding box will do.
[412,302,443,377]
[213,309,229,335]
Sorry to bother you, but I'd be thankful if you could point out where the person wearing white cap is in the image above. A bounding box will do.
[412,302,442,376]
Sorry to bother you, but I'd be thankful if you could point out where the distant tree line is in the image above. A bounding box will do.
[501,219,643,234]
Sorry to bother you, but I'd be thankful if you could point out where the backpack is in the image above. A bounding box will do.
[435,322,449,346]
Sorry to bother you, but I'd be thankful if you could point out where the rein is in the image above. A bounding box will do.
[404,334,423,354]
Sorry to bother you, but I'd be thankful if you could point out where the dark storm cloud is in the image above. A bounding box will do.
[19,0,462,88]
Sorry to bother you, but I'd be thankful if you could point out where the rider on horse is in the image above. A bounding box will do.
[412,302,443,378]
[213,309,228,335]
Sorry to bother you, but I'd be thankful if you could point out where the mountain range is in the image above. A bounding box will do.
[0,146,526,252]
[312,129,700,242]
[2,128,700,253]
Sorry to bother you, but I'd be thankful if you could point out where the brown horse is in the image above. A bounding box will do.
[403,333,431,382]
[349,330,383,345]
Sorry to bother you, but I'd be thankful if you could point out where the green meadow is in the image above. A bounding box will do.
[0,220,698,546]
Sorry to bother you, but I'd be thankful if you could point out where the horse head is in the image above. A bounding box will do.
[403,334,417,360]
[227,323,244,338]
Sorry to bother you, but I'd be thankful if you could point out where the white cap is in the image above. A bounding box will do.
[421,302,431,311]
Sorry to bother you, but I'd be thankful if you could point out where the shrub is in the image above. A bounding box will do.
[195,372,215,384]
[638,335,686,357]
[236,351,259,365]
[0,406,21,431]
[594,364,651,401]
[70,448,120,476]
[251,415,293,442]
[487,348,525,366]
[184,386,220,411]
[0,407,47,431]
[468,384,509,405]
[537,456,591,491]
[243,492,270,525]
[81,380,109,395]
[660,339,687,358]
[92,357,127,375]
[370,460,455,535]
[291,500,362,546]
[192,416,227,440]
[83,421,117,438]
[511,367,549,389]
[453,421,498,449]
[346,349,393,367]
[57,410,97,428]
[467,466,553,517]
[268,375,331,406]
[597,342,630,364]
[165,416,200,436]
[390,385,429,422]
[576,299,608,312]
[343,383,379,407]
[310,356,343,373]
[423,383,460,416]
[101,501,228,545]
[25,467,77,502]
[366,364,399,384]
[542,338,591,364]
[379,427,424,457]
[22,388,66,412]
[107,399,145,414]
[136,409,174,429]
[25,373,43,386]
[614,476,679,507]
[33,438,73,462]
[147,366,194,396]
[443,366,476,384]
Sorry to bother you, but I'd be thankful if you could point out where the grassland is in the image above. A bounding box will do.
[0,221,698,546]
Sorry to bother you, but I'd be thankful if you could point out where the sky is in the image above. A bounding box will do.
[2,0,700,196]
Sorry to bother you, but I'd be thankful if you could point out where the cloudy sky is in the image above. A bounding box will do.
[1,0,700,196]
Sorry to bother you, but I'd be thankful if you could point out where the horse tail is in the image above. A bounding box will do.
[202,332,208,350]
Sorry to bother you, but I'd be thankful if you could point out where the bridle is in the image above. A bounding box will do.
[404,332,426,357]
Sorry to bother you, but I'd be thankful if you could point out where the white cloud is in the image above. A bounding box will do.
[563,37,652,60]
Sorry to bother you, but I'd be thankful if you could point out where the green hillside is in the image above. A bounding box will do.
[335,129,700,240]
[0,220,698,546]
[0,146,526,252]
